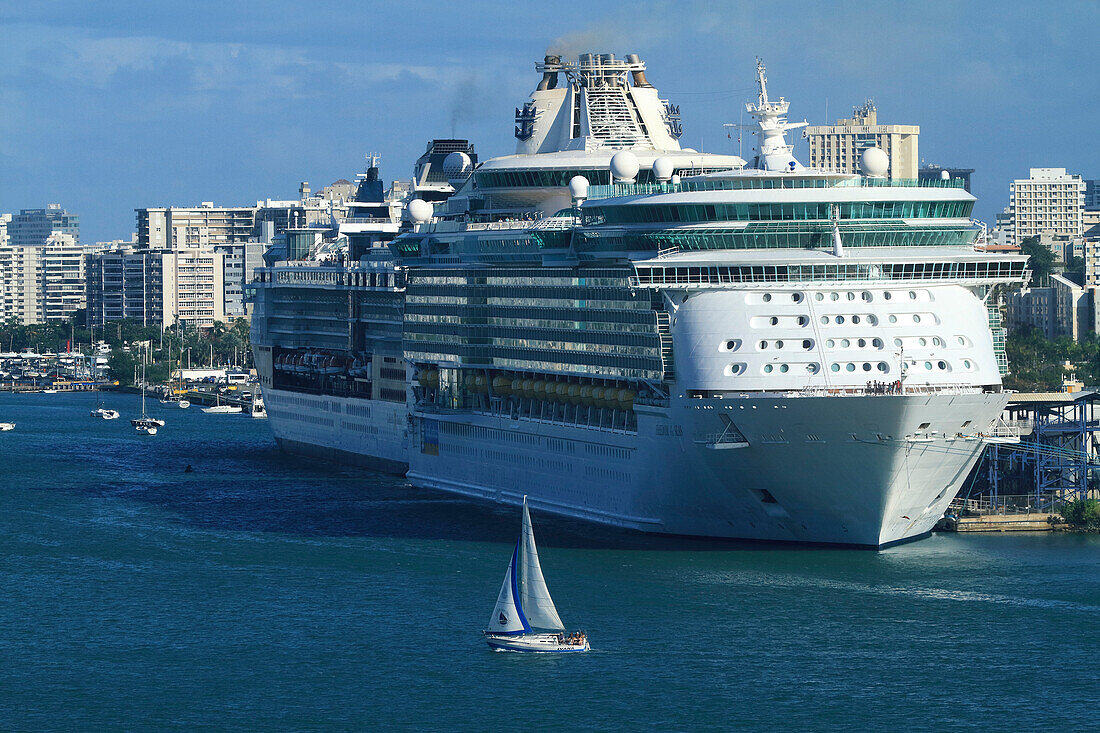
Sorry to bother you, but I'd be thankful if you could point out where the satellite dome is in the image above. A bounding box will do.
[859,147,889,178]
[940,169,951,180]
[407,198,433,224]
[610,151,640,183]
[442,151,471,179]
[568,175,589,201]
[652,157,674,183]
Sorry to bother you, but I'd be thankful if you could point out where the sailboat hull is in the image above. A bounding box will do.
[484,633,589,653]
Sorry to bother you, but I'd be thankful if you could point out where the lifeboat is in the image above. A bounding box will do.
[532,380,547,399]
[521,379,535,399]
[554,382,569,402]
[492,376,512,396]
[511,378,524,397]
[579,385,594,406]
[619,389,636,409]
[567,384,582,405]
[473,374,488,394]
[417,368,439,388]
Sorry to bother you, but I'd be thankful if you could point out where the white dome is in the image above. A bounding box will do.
[610,151,640,183]
[859,147,889,178]
[568,175,589,201]
[670,174,681,186]
[442,151,471,179]
[652,157,674,182]
[407,198,433,224]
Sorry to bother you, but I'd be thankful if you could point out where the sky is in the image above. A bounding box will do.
[1,0,1096,244]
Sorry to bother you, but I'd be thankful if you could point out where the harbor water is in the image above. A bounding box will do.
[2,391,1098,730]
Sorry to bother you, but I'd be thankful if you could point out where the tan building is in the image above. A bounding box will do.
[805,101,919,179]
[0,232,88,324]
[162,246,226,329]
[137,204,255,250]
[1008,168,1085,248]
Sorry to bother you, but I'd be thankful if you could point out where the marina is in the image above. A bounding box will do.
[0,390,1097,729]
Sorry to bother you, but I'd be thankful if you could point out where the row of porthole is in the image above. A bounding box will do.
[753,290,929,304]
[821,314,880,326]
[727,359,975,376]
[894,336,945,348]
[826,338,884,350]
[759,339,814,350]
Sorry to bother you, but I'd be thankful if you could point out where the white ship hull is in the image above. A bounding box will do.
[404,391,1006,548]
[262,387,409,472]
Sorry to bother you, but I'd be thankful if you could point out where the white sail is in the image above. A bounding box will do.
[486,542,527,634]
[517,498,565,632]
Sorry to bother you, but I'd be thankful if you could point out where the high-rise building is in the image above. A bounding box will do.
[1008,168,1085,249]
[805,101,919,179]
[0,213,11,247]
[85,248,165,328]
[216,241,266,321]
[0,232,87,324]
[136,204,255,250]
[8,204,79,248]
[161,246,226,328]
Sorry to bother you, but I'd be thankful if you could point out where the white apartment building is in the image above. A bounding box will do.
[0,232,88,324]
[804,101,919,179]
[162,246,226,329]
[1008,168,1085,248]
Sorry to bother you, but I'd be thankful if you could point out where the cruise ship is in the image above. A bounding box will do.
[251,53,1027,547]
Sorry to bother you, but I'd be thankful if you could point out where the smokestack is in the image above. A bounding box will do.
[536,54,561,91]
[626,54,652,88]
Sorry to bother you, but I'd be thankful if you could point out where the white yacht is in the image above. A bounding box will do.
[251,53,1027,547]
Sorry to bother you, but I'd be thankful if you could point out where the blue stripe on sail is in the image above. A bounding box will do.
[510,539,531,632]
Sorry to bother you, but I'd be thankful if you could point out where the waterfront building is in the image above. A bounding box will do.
[919,164,973,193]
[0,232,88,324]
[136,204,255,250]
[85,247,165,328]
[1008,168,1085,249]
[805,101,919,179]
[1007,273,1095,342]
[0,213,11,247]
[7,204,80,248]
[216,240,266,321]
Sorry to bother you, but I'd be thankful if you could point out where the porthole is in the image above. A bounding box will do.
[779,364,789,373]
[888,315,897,324]
[807,363,819,374]
[759,340,768,349]
[792,293,803,303]
[826,339,835,348]
[831,364,840,372]
[933,337,943,347]
[852,315,861,324]
[830,292,840,301]
[797,316,809,326]
[924,361,933,370]
[776,340,784,349]
[877,362,889,373]
[957,336,967,346]
[862,363,872,372]
[836,316,845,324]
[764,364,773,374]
[821,316,830,325]
[913,314,922,323]
[909,291,917,300]
[963,359,972,369]
[858,338,866,348]
[847,292,856,301]
[841,338,851,348]
[724,339,741,351]
[872,338,883,349]
[918,338,927,346]
[862,291,872,302]
[770,317,779,325]
[938,360,947,370]
[894,338,902,347]
[802,339,813,350]
[726,363,746,376]
[846,363,856,372]
[884,292,892,300]
[815,293,824,301]
[867,315,878,325]
[763,293,772,302]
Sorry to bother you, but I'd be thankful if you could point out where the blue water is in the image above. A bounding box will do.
[1,391,1098,731]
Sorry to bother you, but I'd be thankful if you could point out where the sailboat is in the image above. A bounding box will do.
[202,392,243,414]
[132,363,163,434]
[483,497,589,653]
[90,391,120,420]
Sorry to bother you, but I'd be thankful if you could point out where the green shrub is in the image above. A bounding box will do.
[1058,498,1100,530]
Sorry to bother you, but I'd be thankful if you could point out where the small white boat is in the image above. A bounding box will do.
[250,399,267,419]
[178,400,191,409]
[91,408,120,420]
[132,366,162,433]
[0,422,15,431]
[202,394,242,414]
[483,496,589,653]
[134,422,158,436]
[41,389,57,394]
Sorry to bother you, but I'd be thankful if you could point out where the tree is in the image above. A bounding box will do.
[108,349,136,385]
[1020,236,1055,286]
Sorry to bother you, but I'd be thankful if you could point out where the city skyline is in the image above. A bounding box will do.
[1,1,1097,243]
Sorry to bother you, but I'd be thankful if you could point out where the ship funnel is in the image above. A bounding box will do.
[537,54,560,91]
[626,54,652,87]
